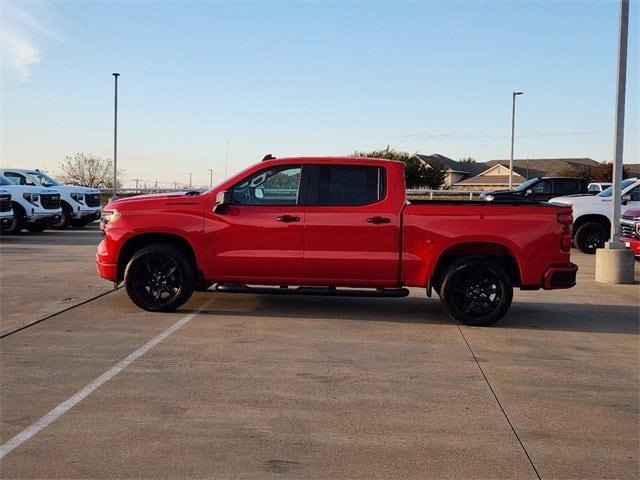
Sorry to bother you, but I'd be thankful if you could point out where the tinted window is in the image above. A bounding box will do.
[555,179,580,194]
[4,172,33,185]
[231,166,301,205]
[530,179,552,194]
[311,165,385,206]
[629,186,640,202]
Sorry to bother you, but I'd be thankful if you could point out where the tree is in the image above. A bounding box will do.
[58,153,124,188]
[459,157,476,164]
[558,162,629,183]
[355,146,445,189]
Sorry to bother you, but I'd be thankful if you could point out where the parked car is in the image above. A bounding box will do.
[485,177,589,202]
[0,169,101,229]
[587,182,612,194]
[97,156,577,326]
[0,174,61,234]
[620,208,640,259]
[0,189,14,230]
[550,178,640,253]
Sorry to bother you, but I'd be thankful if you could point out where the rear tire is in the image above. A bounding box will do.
[574,222,608,254]
[439,256,513,326]
[25,224,46,233]
[124,243,196,312]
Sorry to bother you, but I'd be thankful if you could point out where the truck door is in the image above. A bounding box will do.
[204,164,307,283]
[302,164,401,287]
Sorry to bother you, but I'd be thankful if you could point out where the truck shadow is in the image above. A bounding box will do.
[186,294,639,335]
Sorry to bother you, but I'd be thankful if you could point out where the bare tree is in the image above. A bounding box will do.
[58,153,124,188]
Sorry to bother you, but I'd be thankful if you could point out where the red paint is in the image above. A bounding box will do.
[97,157,576,291]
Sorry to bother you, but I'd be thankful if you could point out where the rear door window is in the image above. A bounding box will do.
[309,165,386,206]
[555,179,580,194]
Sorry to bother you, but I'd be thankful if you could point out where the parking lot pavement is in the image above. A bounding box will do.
[0,225,112,336]
[0,230,638,479]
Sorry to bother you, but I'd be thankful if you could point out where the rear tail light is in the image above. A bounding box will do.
[557,212,573,252]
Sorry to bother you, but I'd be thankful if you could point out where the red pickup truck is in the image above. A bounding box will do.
[97,157,577,326]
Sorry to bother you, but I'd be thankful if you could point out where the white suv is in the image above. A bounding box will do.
[0,174,62,234]
[550,178,640,253]
[0,169,102,229]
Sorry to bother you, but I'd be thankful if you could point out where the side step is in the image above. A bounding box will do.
[214,284,410,298]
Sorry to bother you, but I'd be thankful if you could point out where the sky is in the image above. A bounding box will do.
[1,0,638,188]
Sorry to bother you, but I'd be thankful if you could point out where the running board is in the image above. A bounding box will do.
[214,284,410,298]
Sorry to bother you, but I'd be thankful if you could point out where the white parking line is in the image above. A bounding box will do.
[0,303,210,460]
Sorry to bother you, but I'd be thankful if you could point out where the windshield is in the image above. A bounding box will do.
[598,179,637,197]
[28,171,61,187]
[0,175,12,186]
[513,177,539,192]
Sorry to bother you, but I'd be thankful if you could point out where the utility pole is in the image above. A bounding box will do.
[509,91,523,189]
[595,0,634,284]
[225,141,230,177]
[112,73,120,200]
[209,168,213,188]
[189,172,192,189]
[133,178,140,191]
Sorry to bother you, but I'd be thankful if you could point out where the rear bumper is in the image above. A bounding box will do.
[621,236,640,256]
[542,262,578,289]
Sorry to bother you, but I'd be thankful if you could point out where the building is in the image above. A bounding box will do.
[454,158,599,191]
[415,154,486,188]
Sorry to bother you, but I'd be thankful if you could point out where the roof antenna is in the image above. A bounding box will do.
[262,154,276,161]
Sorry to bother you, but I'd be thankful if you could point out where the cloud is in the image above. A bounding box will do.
[0,1,63,79]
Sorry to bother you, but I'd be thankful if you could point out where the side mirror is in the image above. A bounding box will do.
[622,193,631,205]
[213,190,232,213]
[526,189,533,195]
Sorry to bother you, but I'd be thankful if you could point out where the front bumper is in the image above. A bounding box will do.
[25,213,61,226]
[73,207,102,221]
[96,238,118,281]
[542,262,578,289]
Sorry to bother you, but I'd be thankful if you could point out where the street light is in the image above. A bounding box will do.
[509,91,523,190]
[209,168,213,188]
[111,73,120,200]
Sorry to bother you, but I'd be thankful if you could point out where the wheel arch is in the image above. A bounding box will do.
[573,214,610,234]
[10,201,26,216]
[117,232,200,282]
[429,241,521,295]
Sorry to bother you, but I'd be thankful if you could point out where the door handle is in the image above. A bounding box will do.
[276,215,300,223]
[367,216,391,224]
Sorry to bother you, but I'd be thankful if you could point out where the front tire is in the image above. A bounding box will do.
[53,204,72,230]
[25,224,46,233]
[574,222,608,254]
[439,256,513,326]
[3,208,24,235]
[124,244,196,312]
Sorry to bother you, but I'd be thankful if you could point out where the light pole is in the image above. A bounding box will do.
[509,91,523,190]
[209,168,213,188]
[112,73,120,200]
[189,172,192,189]
[595,0,634,284]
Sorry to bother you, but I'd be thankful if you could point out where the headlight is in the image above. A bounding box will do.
[70,192,85,202]
[100,210,120,230]
[23,193,39,204]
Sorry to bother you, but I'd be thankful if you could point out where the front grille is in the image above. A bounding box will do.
[85,193,101,207]
[40,193,61,209]
[0,195,10,212]
[620,221,637,239]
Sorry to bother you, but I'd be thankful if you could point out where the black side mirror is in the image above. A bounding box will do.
[213,190,232,213]
[622,193,631,205]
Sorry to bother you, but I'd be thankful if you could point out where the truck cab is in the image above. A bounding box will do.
[487,177,589,202]
[0,168,102,229]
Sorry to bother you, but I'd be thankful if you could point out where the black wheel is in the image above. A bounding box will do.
[124,244,196,312]
[25,224,46,233]
[3,207,24,235]
[53,204,72,229]
[439,256,513,326]
[574,222,609,254]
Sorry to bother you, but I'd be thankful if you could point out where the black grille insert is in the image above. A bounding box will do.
[85,193,101,207]
[0,195,11,212]
[41,193,61,209]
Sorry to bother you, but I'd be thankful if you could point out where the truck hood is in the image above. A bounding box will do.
[105,191,205,210]
[548,194,605,205]
[46,185,101,194]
